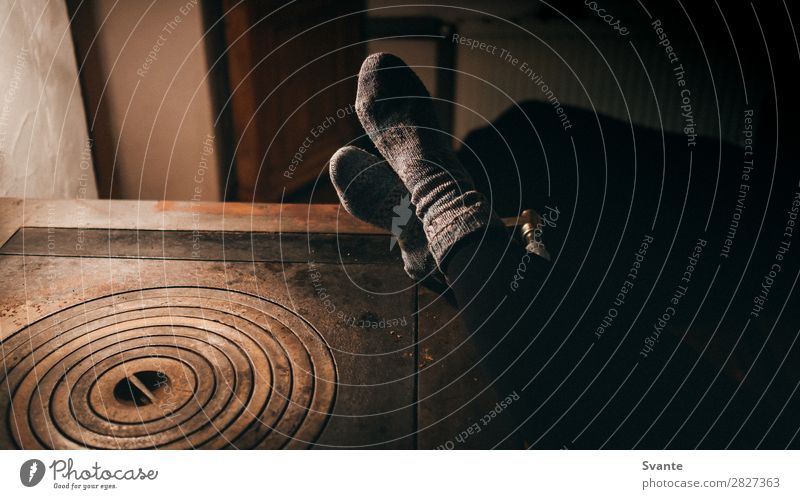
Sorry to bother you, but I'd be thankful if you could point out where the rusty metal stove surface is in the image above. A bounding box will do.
[2,286,337,449]
[0,205,418,449]
[0,200,500,450]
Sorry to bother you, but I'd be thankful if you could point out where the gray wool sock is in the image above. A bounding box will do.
[355,52,503,268]
[329,145,438,281]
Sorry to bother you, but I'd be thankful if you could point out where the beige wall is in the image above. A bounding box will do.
[92,0,220,201]
[0,0,97,199]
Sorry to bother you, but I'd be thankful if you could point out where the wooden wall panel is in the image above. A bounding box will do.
[223,0,365,202]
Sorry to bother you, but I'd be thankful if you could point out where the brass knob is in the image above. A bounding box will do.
[518,209,551,261]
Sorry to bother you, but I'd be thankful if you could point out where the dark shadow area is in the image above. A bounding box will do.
[454,98,798,448]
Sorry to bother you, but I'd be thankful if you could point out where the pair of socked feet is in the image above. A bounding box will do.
[330,53,504,279]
